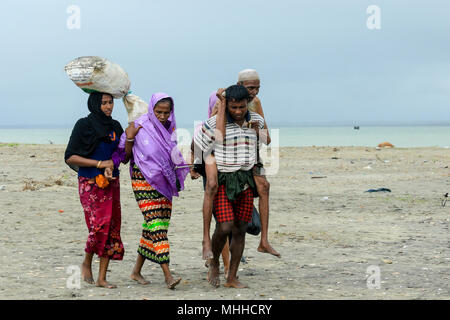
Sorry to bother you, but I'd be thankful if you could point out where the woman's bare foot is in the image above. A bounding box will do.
[208,260,220,288]
[202,240,213,260]
[131,272,150,285]
[81,262,95,285]
[257,241,281,258]
[165,276,181,290]
[224,278,247,289]
[96,280,117,289]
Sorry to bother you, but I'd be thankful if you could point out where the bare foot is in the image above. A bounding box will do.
[202,240,213,260]
[96,280,117,289]
[208,260,220,288]
[131,273,150,285]
[224,278,248,289]
[205,258,212,281]
[206,261,233,281]
[257,241,281,258]
[166,276,181,290]
[81,263,95,285]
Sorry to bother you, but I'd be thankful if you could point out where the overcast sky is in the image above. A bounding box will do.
[0,0,449,128]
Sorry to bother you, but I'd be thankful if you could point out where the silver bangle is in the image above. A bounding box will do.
[126,138,134,142]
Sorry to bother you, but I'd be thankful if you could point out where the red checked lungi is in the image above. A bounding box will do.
[213,184,254,223]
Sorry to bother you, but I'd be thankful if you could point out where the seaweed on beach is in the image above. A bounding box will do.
[0,143,19,147]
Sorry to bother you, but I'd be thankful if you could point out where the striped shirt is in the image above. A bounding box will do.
[194,111,265,173]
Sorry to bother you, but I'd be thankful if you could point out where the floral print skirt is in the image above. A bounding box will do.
[78,177,124,260]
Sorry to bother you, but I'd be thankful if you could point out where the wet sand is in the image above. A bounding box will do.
[0,144,449,299]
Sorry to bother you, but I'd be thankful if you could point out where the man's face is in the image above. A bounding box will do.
[240,79,260,100]
[227,100,248,122]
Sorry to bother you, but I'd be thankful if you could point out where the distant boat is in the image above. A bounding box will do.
[354,126,360,130]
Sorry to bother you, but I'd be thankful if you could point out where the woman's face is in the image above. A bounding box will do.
[100,94,114,117]
[154,101,171,125]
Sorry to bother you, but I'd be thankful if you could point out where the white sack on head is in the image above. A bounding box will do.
[64,56,131,99]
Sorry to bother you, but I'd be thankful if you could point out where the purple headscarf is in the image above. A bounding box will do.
[132,93,189,201]
[208,90,218,118]
[194,90,218,137]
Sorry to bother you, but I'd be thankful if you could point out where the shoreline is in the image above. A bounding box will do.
[1,126,450,148]
[1,142,449,150]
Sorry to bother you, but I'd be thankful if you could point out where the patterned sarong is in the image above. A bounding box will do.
[131,165,171,264]
[78,177,124,260]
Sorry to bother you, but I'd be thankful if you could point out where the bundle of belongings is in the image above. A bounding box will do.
[64,56,148,123]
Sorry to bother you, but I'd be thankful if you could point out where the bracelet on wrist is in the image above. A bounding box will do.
[126,138,135,142]
[96,160,102,168]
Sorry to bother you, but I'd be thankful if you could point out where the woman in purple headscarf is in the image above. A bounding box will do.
[117,93,189,289]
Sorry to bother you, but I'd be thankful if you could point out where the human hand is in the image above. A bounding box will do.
[216,88,226,103]
[99,159,114,171]
[249,120,260,133]
[104,167,116,180]
[214,89,226,116]
[125,123,143,140]
[190,168,201,180]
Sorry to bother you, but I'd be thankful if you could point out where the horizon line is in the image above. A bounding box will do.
[1,121,450,129]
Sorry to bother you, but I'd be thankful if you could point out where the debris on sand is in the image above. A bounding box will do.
[23,174,74,191]
[378,142,394,148]
[365,188,392,193]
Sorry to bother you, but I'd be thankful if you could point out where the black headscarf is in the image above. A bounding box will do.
[64,92,124,172]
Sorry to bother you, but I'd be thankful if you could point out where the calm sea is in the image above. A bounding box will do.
[0,126,449,147]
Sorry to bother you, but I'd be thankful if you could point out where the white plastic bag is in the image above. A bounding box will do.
[123,94,148,123]
[64,56,130,99]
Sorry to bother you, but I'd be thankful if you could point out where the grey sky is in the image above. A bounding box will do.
[0,0,449,128]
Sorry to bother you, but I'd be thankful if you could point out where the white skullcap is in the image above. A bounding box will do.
[238,69,259,82]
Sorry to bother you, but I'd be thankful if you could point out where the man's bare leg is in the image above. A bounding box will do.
[209,222,232,287]
[96,257,116,289]
[202,155,218,260]
[81,252,95,284]
[222,240,230,279]
[130,254,150,285]
[206,237,230,280]
[224,220,248,288]
[254,175,280,258]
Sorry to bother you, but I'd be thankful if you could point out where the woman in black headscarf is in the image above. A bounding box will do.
[65,92,124,289]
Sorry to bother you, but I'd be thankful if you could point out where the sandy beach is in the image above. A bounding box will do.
[0,143,449,300]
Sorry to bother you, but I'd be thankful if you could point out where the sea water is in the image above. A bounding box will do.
[0,126,448,147]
